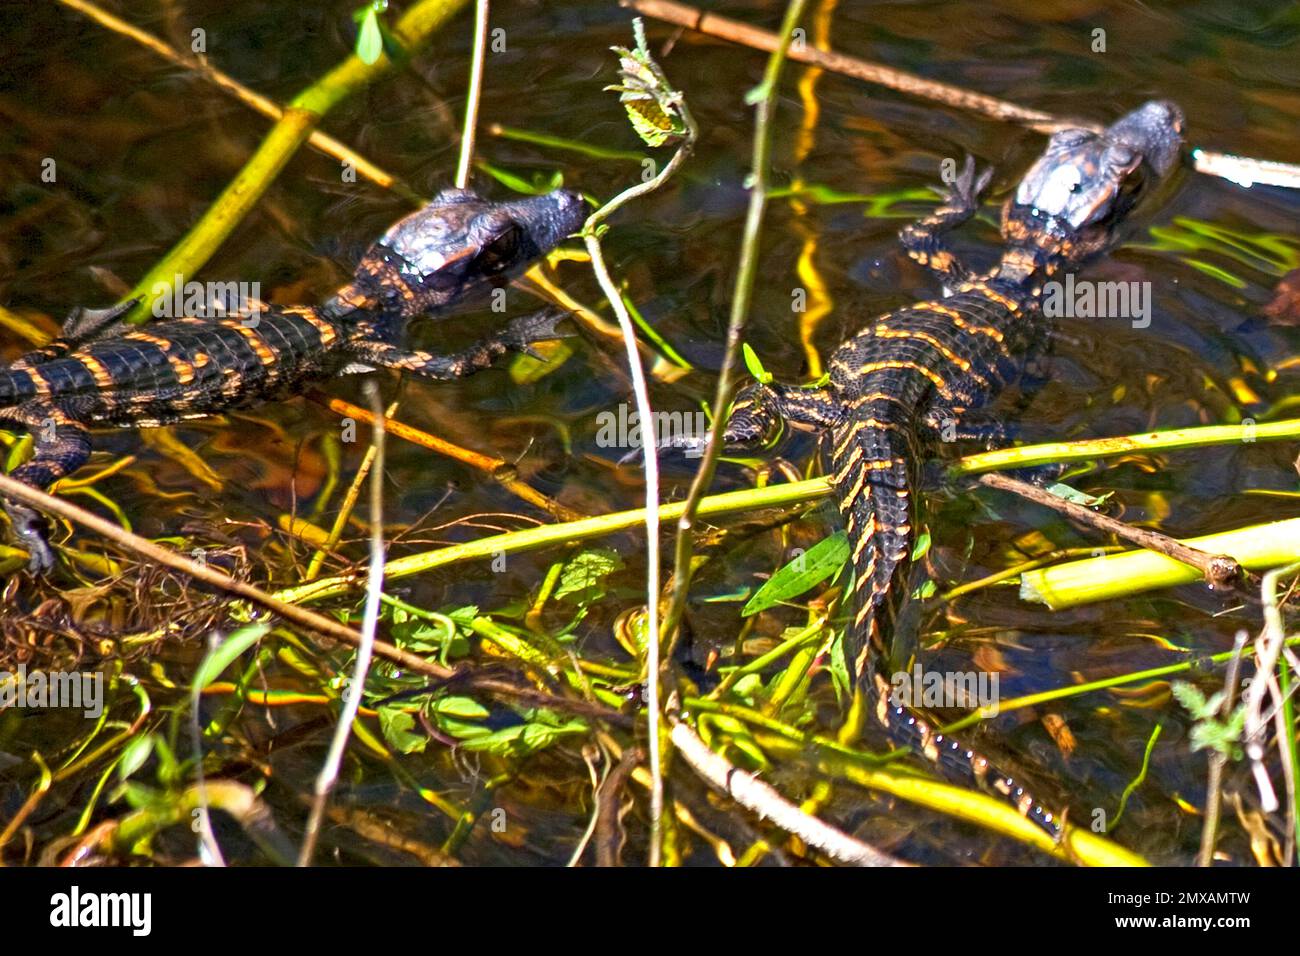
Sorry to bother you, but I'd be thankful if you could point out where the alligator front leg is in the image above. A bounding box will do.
[0,404,93,572]
[898,155,993,287]
[344,308,568,381]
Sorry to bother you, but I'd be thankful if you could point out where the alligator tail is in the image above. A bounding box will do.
[831,408,1065,838]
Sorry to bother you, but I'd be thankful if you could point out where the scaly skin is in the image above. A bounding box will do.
[723,102,1184,835]
[0,187,587,572]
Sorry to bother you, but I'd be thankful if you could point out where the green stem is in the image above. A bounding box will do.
[758,732,1149,866]
[1111,723,1163,830]
[710,615,826,698]
[660,0,810,660]
[938,636,1300,737]
[273,478,824,604]
[951,418,1300,476]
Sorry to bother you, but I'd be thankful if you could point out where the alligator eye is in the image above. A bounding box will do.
[478,225,520,273]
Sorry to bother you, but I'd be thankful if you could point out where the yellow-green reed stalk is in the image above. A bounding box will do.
[1021,518,1300,609]
[275,416,1299,607]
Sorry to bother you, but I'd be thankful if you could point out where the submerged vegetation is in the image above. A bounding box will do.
[0,0,1298,870]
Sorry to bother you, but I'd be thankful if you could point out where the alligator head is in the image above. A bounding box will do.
[1000,100,1184,276]
[331,186,587,319]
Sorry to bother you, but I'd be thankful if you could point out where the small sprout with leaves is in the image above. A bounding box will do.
[606,18,688,148]
[352,1,402,65]
[742,342,774,385]
[1172,681,1246,761]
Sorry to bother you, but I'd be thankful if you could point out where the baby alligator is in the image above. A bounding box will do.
[0,187,587,571]
[723,102,1183,835]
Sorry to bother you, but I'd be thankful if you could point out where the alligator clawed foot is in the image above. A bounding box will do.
[938,155,994,212]
[499,308,573,358]
[61,297,141,343]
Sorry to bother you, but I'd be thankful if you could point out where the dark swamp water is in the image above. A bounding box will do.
[0,0,1298,866]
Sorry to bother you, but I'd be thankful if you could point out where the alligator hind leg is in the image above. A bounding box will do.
[9,300,138,369]
[345,308,569,381]
[0,404,92,572]
[918,404,1009,446]
[898,155,993,286]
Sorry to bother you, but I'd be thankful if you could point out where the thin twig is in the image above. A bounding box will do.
[304,397,399,580]
[660,0,808,686]
[308,391,583,521]
[580,19,700,866]
[622,0,1073,133]
[1197,629,1249,867]
[978,471,1243,589]
[595,746,643,867]
[1246,562,1300,838]
[1192,149,1300,190]
[568,744,608,867]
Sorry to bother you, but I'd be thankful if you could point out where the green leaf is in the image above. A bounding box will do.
[510,340,574,386]
[378,707,427,755]
[457,716,587,755]
[116,781,162,811]
[731,673,765,703]
[356,8,384,64]
[151,735,181,786]
[192,622,271,692]
[741,343,773,384]
[742,531,850,617]
[911,531,932,561]
[430,695,490,720]
[1171,680,1206,716]
[1172,681,1220,720]
[1187,705,1246,760]
[555,548,624,604]
[828,628,851,704]
[117,734,155,782]
[391,614,467,658]
[1045,482,1109,506]
[435,716,494,740]
[448,605,479,626]
[475,162,565,196]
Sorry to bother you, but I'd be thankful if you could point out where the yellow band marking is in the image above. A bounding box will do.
[857,360,953,397]
[873,324,973,373]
